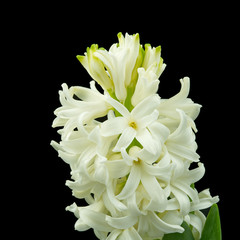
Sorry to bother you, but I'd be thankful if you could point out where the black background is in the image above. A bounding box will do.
[11,3,237,239]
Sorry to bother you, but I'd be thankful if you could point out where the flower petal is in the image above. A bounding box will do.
[106,159,131,179]
[136,128,158,154]
[94,155,109,185]
[105,95,130,117]
[132,94,161,119]
[127,192,145,216]
[117,163,141,200]
[167,142,200,162]
[106,229,122,240]
[80,208,113,232]
[158,77,202,121]
[142,161,172,183]
[70,81,107,102]
[74,218,91,231]
[106,215,138,229]
[187,212,204,239]
[121,147,136,165]
[101,117,127,137]
[131,67,160,107]
[186,162,205,183]
[113,127,136,152]
[149,211,184,234]
[141,172,167,212]
[161,210,183,227]
[168,109,196,145]
[175,180,199,204]
[106,182,128,211]
[171,186,191,215]
[148,121,170,143]
[119,227,142,240]
[190,189,219,212]
[77,45,113,91]
[137,109,159,129]
[136,147,160,164]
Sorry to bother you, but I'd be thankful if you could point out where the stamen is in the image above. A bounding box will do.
[129,121,138,129]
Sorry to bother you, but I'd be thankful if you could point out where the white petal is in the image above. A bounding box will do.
[94,158,109,185]
[148,121,170,143]
[167,142,200,162]
[171,186,190,215]
[131,67,160,106]
[141,172,167,212]
[80,208,113,232]
[95,50,127,101]
[65,202,80,218]
[102,191,119,217]
[121,147,136,165]
[105,95,130,117]
[117,164,141,200]
[190,189,219,212]
[168,109,196,146]
[136,128,158,154]
[70,84,105,102]
[158,77,201,121]
[119,227,142,240]
[113,127,136,152]
[142,161,172,183]
[50,140,62,151]
[137,109,159,129]
[149,211,184,234]
[136,147,159,164]
[106,229,122,240]
[106,215,138,229]
[137,215,150,236]
[58,150,77,164]
[74,218,90,231]
[186,162,205,183]
[101,117,127,136]
[60,138,90,154]
[162,210,183,227]
[106,182,128,211]
[174,180,199,203]
[127,193,144,216]
[106,159,131,179]
[188,212,204,239]
[132,94,161,119]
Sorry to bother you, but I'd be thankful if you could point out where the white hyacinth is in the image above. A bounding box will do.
[51,33,219,240]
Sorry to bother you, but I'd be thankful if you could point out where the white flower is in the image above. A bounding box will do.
[77,44,114,92]
[169,162,205,215]
[184,210,206,240]
[158,77,202,132]
[94,33,141,101]
[165,109,200,163]
[137,210,184,239]
[52,81,111,138]
[184,189,219,239]
[51,114,114,198]
[101,94,168,154]
[113,146,171,213]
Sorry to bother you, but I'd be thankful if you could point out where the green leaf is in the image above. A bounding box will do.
[200,203,222,240]
[162,221,194,240]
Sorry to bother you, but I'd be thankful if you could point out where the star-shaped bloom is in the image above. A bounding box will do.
[101,94,169,155]
[114,146,172,212]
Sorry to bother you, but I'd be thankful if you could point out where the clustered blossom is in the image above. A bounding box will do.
[51,33,219,240]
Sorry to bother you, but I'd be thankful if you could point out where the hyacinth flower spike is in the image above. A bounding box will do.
[51,33,221,240]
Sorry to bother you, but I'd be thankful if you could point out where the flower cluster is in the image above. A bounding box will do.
[51,33,219,240]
